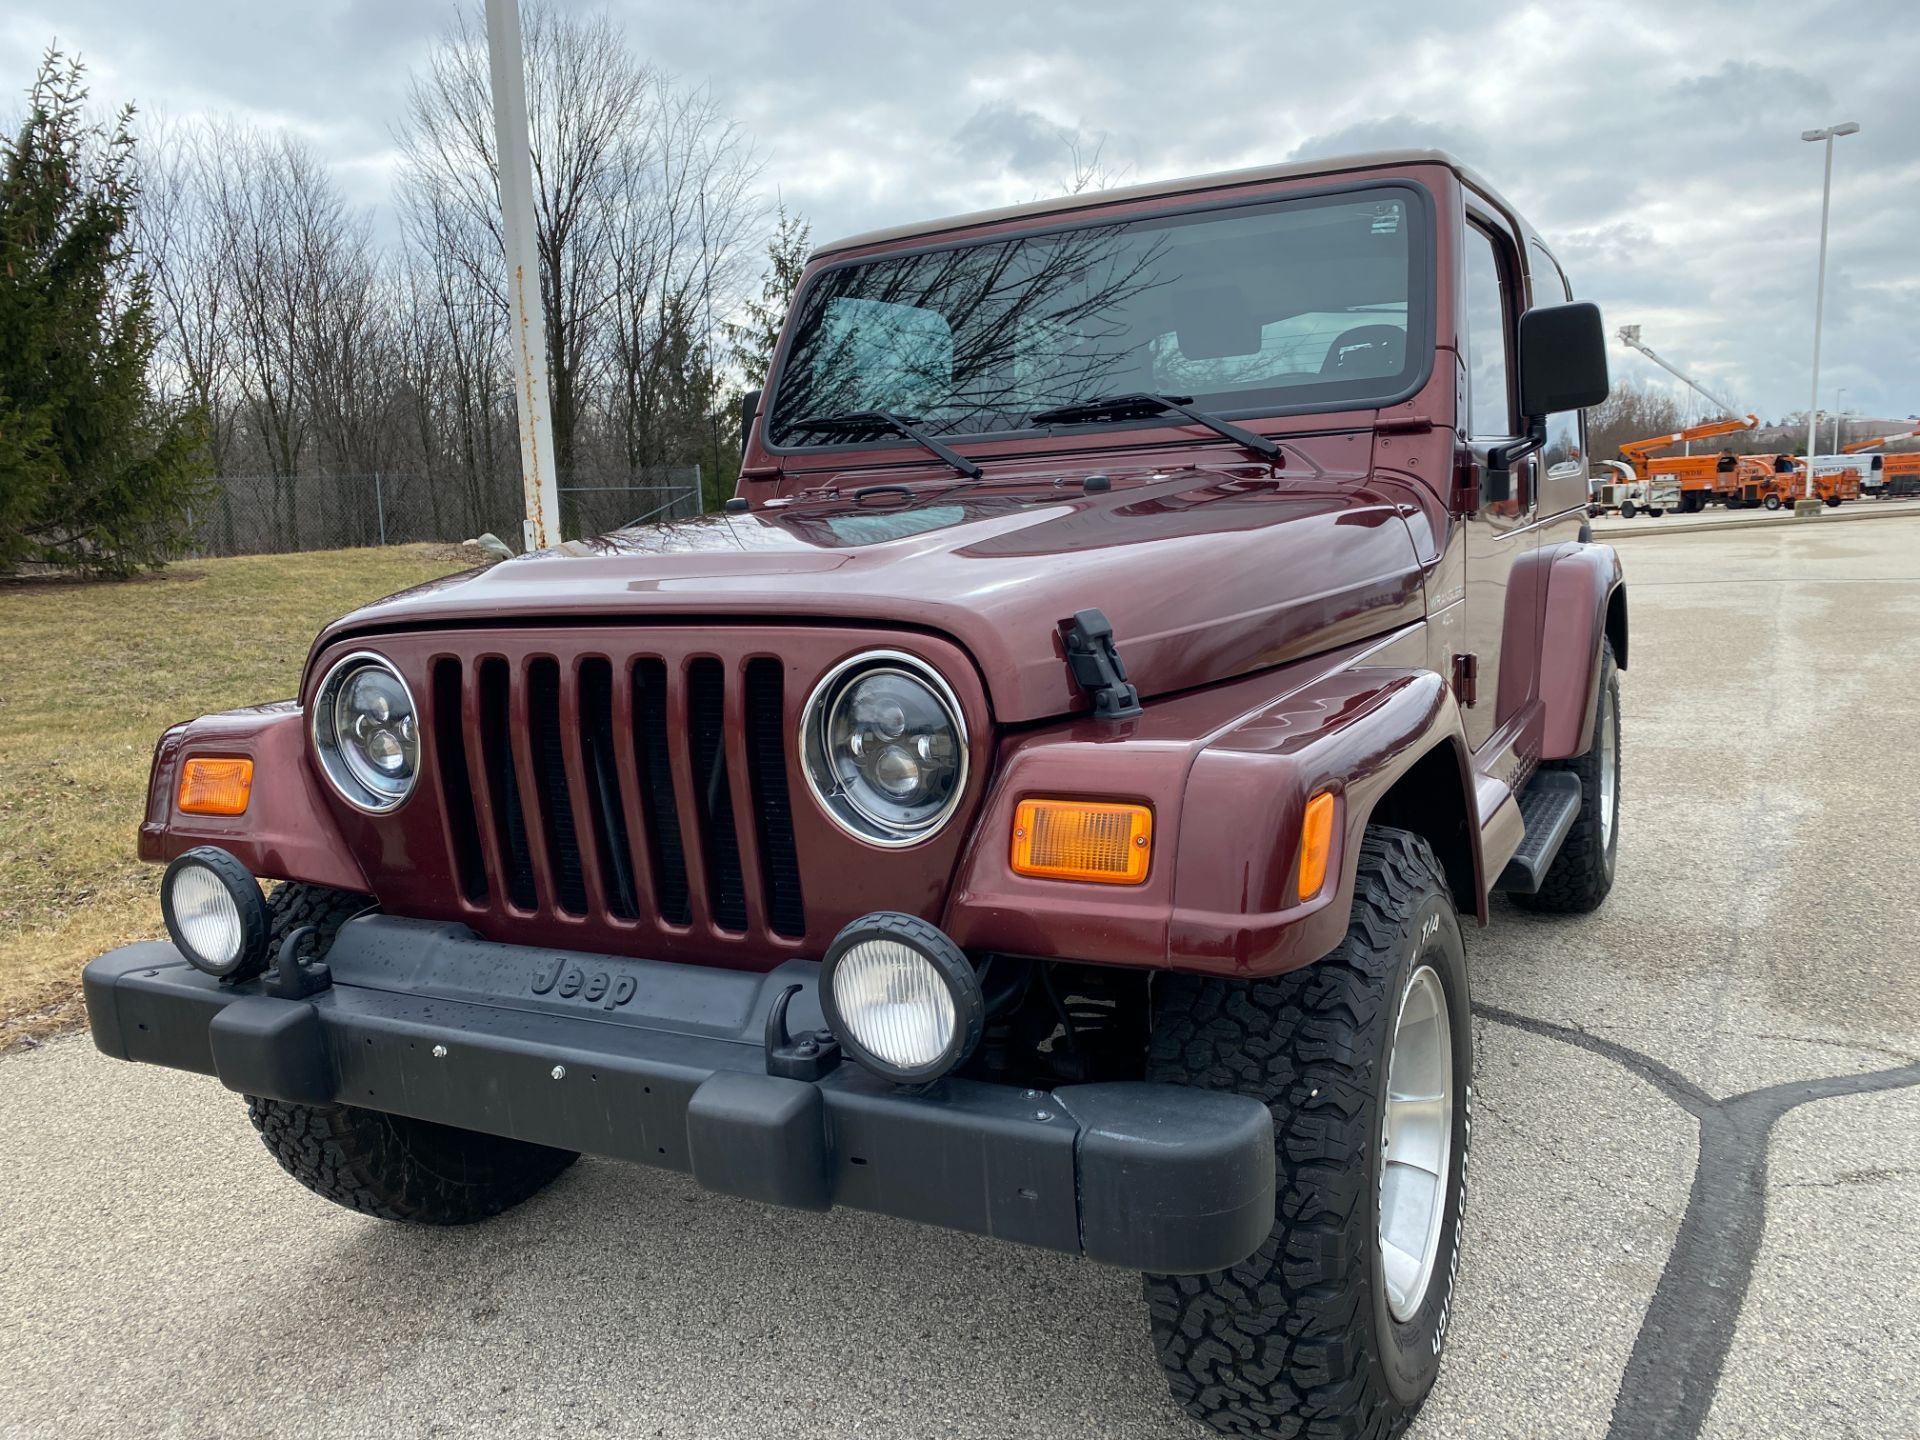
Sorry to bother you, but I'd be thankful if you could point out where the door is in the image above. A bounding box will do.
[1458,216,1539,753]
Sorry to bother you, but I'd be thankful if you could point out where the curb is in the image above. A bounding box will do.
[1594,501,1920,541]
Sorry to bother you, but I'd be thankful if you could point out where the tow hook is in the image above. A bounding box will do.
[764,983,841,1082]
[262,924,334,1000]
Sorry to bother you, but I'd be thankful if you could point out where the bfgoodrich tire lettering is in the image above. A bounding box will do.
[1144,828,1472,1438]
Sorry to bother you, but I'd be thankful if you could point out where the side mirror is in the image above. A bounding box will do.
[1517,301,1609,418]
[740,388,763,453]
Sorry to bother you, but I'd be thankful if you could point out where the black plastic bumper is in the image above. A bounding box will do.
[83,917,1275,1275]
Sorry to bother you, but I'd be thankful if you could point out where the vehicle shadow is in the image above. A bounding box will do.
[238,1155,1202,1439]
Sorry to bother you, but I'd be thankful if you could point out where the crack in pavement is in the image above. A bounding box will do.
[1473,1003,1920,1440]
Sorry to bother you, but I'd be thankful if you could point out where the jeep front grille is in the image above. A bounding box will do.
[431,651,806,942]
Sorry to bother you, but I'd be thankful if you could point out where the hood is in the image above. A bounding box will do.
[316,461,1427,723]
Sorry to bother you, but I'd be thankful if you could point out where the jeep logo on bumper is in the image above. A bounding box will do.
[531,957,637,1010]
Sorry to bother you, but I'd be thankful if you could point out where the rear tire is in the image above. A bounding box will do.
[1143,829,1472,1439]
[1512,641,1620,915]
[246,882,578,1224]
[1764,494,1782,511]
[1619,500,1637,519]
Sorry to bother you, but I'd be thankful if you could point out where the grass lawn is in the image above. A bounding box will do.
[0,546,479,1047]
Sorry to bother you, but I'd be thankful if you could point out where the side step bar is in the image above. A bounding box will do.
[1495,770,1584,894]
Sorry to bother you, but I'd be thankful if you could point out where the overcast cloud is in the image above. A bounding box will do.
[4,0,1916,422]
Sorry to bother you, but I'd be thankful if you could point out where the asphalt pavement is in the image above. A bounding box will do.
[4,517,1918,1440]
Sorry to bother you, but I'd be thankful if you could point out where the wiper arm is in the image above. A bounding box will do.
[1028,392,1282,462]
[786,409,983,480]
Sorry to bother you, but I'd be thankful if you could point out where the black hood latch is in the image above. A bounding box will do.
[1062,608,1143,722]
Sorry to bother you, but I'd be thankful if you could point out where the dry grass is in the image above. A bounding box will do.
[0,546,481,1048]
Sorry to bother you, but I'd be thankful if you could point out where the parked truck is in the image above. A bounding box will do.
[82,150,1623,1440]
[1842,431,1920,498]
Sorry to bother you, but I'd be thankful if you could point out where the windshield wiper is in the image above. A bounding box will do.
[786,409,983,480]
[1028,392,1282,462]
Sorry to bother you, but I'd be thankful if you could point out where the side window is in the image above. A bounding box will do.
[1463,226,1512,438]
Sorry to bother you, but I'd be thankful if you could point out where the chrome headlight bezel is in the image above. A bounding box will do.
[800,650,970,848]
[310,651,421,815]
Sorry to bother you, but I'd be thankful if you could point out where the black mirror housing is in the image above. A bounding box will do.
[740,387,763,453]
[1517,301,1609,418]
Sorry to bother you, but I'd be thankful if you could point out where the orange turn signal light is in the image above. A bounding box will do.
[177,757,253,817]
[1297,791,1336,900]
[1010,799,1152,885]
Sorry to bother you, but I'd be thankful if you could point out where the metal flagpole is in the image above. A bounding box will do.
[485,0,561,551]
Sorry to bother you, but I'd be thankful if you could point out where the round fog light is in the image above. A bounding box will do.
[820,913,985,1084]
[162,846,271,980]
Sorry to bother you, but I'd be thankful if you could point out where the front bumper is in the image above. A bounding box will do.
[83,916,1274,1275]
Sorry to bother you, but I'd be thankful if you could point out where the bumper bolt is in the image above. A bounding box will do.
[432,1045,448,1059]
[551,1065,567,1080]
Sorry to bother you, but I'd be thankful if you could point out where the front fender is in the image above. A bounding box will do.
[139,703,370,893]
[1169,668,1471,975]
[941,626,1470,980]
[1538,543,1625,760]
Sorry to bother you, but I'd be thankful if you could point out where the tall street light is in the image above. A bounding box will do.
[1802,121,1860,495]
[1831,387,1846,453]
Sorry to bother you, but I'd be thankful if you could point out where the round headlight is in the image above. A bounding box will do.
[802,652,968,845]
[312,652,420,813]
[161,846,271,980]
[820,912,985,1084]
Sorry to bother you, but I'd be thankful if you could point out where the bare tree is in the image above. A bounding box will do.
[397,3,757,481]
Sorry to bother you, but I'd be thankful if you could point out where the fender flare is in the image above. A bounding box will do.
[1168,667,1479,976]
[139,704,370,893]
[1538,542,1626,761]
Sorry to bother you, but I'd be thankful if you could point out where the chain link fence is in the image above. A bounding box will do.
[180,467,705,558]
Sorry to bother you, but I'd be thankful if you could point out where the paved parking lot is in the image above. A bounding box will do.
[4,517,1918,1440]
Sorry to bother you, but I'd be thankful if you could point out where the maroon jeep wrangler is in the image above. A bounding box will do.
[86,149,1623,1438]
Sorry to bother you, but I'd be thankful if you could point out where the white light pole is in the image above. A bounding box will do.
[1831,387,1846,452]
[1801,121,1860,496]
[486,0,562,552]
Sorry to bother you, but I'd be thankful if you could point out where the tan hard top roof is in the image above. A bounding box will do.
[812,148,1519,258]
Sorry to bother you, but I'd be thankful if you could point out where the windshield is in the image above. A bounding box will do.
[768,185,1428,449]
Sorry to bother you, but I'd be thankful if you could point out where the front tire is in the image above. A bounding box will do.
[1144,828,1472,1439]
[248,1098,578,1225]
[246,882,578,1224]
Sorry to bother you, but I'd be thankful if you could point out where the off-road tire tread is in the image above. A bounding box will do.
[1143,827,1456,1440]
[247,1097,576,1225]
[247,882,576,1224]
[1512,641,1618,915]
[264,881,373,962]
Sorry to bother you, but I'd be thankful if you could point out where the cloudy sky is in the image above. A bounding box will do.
[5,0,1917,423]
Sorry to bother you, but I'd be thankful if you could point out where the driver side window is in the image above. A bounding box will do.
[1463,227,1512,439]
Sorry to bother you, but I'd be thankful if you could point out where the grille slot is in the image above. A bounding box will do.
[578,657,639,920]
[527,657,588,915]
[632,658,691,926]
[478,657,536,911]
[745,659,806,938]
[432,658,487,903]
[440,647,803,944]
[687,657,748,933]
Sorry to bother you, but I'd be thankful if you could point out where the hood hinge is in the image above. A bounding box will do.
[1452,652,1479,708]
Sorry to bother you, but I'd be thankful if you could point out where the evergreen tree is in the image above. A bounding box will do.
[728,203,810,389]
[0,49,207,576]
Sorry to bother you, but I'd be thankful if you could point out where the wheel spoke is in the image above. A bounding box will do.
[1376,964,1454,1324]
